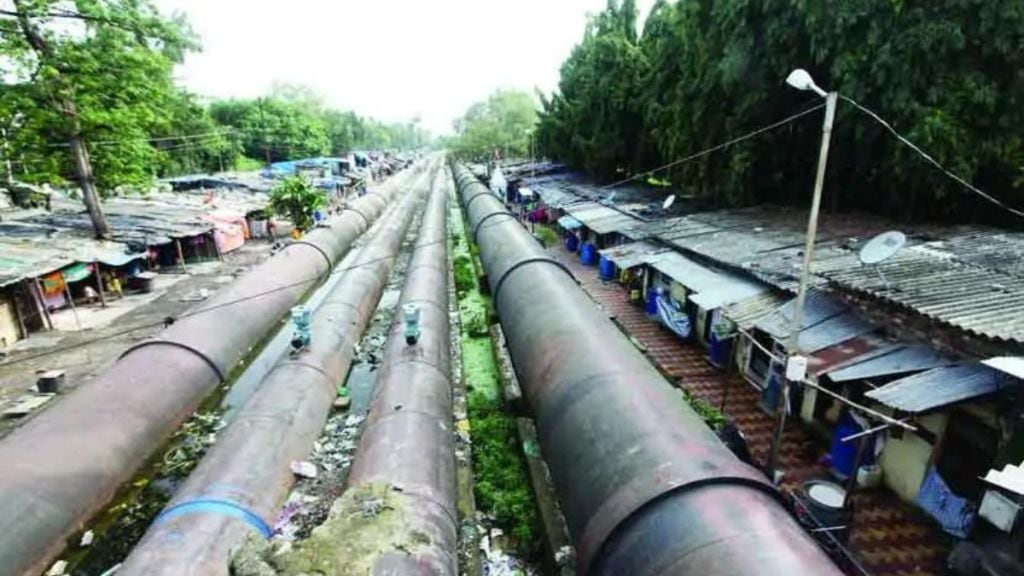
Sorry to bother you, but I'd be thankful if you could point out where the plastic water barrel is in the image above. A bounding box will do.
[708,331,731,368]
[580,243,597,266]
[565,234,579,253]
[645,288,659,316]
[599,256,615,280]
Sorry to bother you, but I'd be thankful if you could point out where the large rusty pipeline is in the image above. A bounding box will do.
[339,157,454,573]
[0,164,424,576]
[451,163,842,576]
[116,158,440,575]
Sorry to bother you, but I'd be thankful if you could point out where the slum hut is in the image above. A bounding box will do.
[27,197,222,270]
[597,240,669,298]
[642,250,769,347]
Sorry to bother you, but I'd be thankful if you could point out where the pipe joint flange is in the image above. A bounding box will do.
[341,206,371,228]
[463,189,495,214]
[119,340,227,383]
[472,211,516,243]
[491,257,577,304]
[289,240,333,274]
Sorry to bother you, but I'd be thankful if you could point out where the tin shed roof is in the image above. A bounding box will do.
[866,364,1013,413]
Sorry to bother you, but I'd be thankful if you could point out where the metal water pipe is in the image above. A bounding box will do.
[116,159,439,575]
[451,162,841,576]
[0,164,422,576]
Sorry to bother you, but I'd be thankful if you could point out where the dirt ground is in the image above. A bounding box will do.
[0,241,274,438]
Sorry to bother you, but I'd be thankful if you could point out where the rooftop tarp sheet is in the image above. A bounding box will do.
[689,279,768,311]
[828,345,954,382]
[983,357,1024,381]
[755,290,848,340]
[599,241,668,270]
[795,311,876,353]
[566,203,642,236]
[557,216,583,230]
[866,364,1011,413]
[649,251,731,295]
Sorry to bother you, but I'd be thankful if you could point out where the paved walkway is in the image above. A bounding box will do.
[547,244,950,576]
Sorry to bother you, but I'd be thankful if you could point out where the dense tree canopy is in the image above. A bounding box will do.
[449,88,538,160]
[537,0,1024,224]
[0,8,428,208]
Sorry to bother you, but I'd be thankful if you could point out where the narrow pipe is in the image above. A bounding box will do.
[341,160,455,573]
[451,163,841,576]
[116,159,440,575]
[0,164,423,576]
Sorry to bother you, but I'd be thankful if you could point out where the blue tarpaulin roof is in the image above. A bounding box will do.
[558,215,583,230]
[866,364,1011,413]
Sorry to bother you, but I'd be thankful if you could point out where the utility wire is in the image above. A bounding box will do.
[599,103,827,190]
[46,130,236,148]
[840,94,1024,220]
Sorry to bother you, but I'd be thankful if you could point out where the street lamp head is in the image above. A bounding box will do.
[786,69,828,98]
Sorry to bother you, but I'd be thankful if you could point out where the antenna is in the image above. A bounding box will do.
[859,230,906,290]
[662,195,676,211]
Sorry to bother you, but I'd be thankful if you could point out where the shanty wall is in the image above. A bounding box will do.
[0,294,19,347]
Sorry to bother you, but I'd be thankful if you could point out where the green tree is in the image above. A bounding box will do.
[451,88,538,160]
[269,175,325,232]
[1,0,196,237]
[538,0,1024,224]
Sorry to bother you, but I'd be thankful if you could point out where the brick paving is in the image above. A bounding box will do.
[547,244,951,576]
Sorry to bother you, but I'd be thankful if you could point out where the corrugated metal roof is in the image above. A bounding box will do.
[828,345,954,382]
[557,215,582,230]
[722,292,787,329]
[983,462,1024,496]
[754,290,849,340]
[565,202,642,235]
[809,335,887,376]
[817,248,1024,343]
[866,364,1011,413]
[599,241,668,269]
[795,311,876,353]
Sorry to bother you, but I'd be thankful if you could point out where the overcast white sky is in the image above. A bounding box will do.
[156,0,655,135]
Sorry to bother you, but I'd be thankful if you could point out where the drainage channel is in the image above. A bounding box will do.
[54,193,410,576]
[260,195,425,545]
[449,176,542,575]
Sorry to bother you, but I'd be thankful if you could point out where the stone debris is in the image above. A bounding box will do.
[79,530,95,548]
[289,460,317,479]
[46,560,68,576]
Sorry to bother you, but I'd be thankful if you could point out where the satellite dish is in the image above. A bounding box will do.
[607,191,618,203]
[662,195,676,211]
[859,231,906,265]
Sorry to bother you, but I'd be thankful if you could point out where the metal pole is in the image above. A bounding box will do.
[32,278,53,331]
[94,262,106,308]
[767,92,838,478]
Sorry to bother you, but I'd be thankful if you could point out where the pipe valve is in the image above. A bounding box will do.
[403,303,421,345]
[290,305,312,351]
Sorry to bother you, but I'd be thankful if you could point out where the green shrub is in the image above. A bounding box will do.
[454,253,475,293]
[467,391,540,549]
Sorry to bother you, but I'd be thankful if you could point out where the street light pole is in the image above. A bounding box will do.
[766,72,838,480]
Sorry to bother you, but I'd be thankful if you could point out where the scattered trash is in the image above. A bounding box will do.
[290,461,318,479]
[46,560,67,576]
[178,288,210,302]
[80,530,95,547]
[3,393,54,418]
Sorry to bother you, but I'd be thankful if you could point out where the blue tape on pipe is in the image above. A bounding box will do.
[153,499,273,538]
